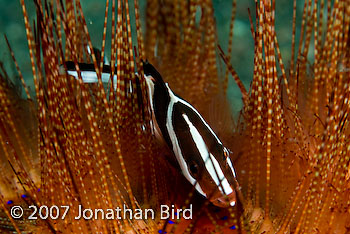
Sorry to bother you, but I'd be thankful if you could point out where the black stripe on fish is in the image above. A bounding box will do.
[143,61,172,147]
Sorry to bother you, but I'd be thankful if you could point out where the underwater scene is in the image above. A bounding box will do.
[0,0,349,233]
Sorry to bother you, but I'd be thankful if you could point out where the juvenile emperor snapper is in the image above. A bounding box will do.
[143,61,237,207]
[61,55,238,207]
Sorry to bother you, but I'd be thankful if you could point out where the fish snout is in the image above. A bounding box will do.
[210,190,236,208]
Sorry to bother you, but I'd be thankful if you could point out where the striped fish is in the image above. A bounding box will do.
[143,61,237,207]
[61,57,238,207]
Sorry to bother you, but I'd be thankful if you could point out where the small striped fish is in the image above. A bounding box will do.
[61,55,237,207]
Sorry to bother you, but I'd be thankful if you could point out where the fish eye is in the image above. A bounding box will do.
[189,162,199,176]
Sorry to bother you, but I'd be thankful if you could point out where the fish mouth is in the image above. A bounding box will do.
[210,191,236,208]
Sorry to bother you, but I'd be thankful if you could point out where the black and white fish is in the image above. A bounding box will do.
[59,46,119,90]
[143,61,237,207]
[61,56,238,207]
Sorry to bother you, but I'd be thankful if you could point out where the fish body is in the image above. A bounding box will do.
[143,62,237,207]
